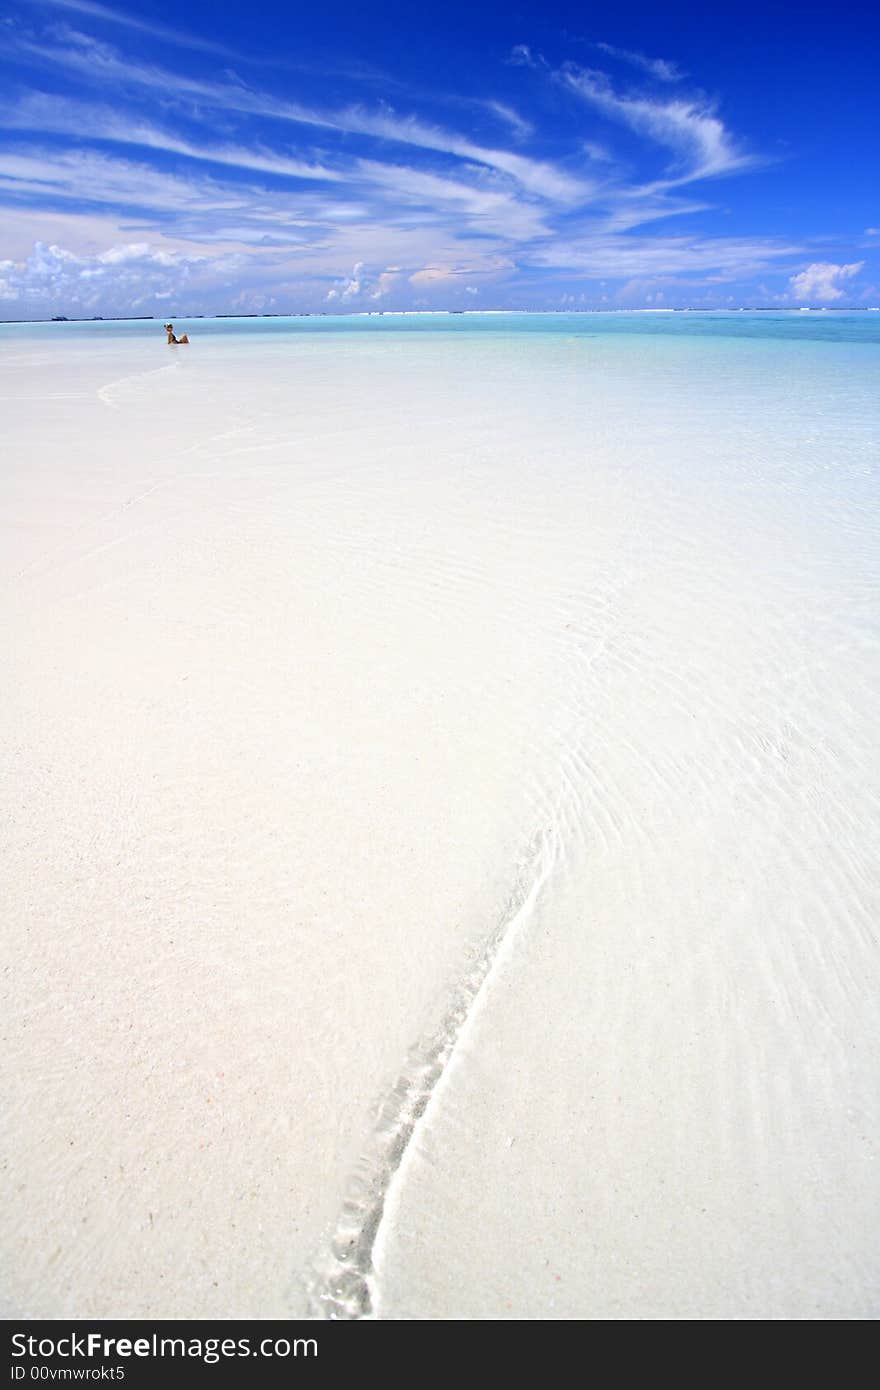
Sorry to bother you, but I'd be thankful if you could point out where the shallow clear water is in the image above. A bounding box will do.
[2,310,878,1318]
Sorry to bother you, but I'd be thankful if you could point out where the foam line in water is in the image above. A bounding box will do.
[307,827,558,1319]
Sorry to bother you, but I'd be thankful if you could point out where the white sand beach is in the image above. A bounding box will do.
[2,318,878,1319]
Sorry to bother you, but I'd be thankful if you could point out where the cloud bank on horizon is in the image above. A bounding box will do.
[0,0,877,316]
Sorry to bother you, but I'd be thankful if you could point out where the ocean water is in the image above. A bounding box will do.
[4,307,880,342]
[2,312,878,1318]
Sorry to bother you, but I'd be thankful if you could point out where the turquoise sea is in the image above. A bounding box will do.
[3,307,880,344]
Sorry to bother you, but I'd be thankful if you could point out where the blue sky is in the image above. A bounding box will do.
[0,0,877,316]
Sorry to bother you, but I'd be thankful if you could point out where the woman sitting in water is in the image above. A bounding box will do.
[164,323,189,345]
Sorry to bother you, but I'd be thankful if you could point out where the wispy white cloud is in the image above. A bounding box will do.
[23,0,239,57]
[2,92,344,184]
[600,191,713,232]
[0,145,242,215]
[483,100,534,140]
[332,105,592,203]
[0,143,379,256]
[593,42,682,83]
[582,140,614,163]
[408,262,504,287]
[527,232,801,281]
[506,44,757,190]
[559,65,756,182]
[508,45,542,69]
[789,261,864,302]
[25,0,394,84]
[1,92,560,246]
[354,160,551,239]
[9,29,593,205]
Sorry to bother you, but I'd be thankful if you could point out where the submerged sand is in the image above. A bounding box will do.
[1,322,878,1319]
